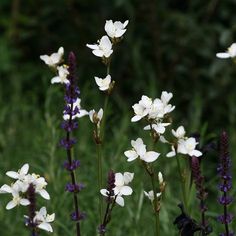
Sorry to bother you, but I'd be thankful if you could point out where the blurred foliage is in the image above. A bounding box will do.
[1,0,236,235]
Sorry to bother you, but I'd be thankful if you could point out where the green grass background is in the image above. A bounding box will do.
[0,0,236,235]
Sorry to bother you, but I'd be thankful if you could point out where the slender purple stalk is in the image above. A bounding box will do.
[26,183,38,236]
[60,52,84,236]
[98,170,116,236]
[191,156,211,235]
[217,131,234,236]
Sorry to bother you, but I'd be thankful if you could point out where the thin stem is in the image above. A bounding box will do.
[67,100,81,236]
[96,143,103,223]
[176,157,188,213]
[223,191,229,236]
[150,174,160,236]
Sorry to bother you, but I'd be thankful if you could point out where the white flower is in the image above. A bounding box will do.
[124,138,160,163]
[63,98,88,120]
[40,47,64,67]
[86,36,113,58]
[94,74,111,91]
[105,20,129,38]
[216,43,236,59]
[6,163,29,181]
[144,190,161,202]
[158,172,163,184]
[33,207,55,232]
[33,175,50,200]
[51,65,69,84]
[89,108,103,127]
[172,126,186,139]
[3,182,30,210]
[177,138,202,157]
[161,91,173,105]
[166,145,176,158]
[144,122,170,135]
[100,172,134,207]
[131,96,152,122]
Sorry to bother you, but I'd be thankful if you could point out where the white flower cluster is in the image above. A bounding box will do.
[40,47,70,85]
[129,91,202,159]
[40,47,89,121]
[100,172,133,207]
[86,20,129,92]
[216,43,236,59]
[166,126,202,157]
[0,164,55,232]
[131,91,175,135]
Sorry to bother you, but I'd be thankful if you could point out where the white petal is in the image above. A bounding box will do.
[123,172,134,184]
[0,184,12,193]
[20,199,30,206]
[166,150,176,158]
[124,150,138,162]
[38,222,53,232]
[6,171,19,179]
[100,189,108,197]
[189,150,202,157]
[92,50,104,57]
[86,44,99,50]
[115,196,124,207]
[6,200,17,210]
[20,163,29,175]
[115,173,124,186]
[216,52,230,58]
[141,151,160,163]
[120,186,133,195]
[39,189,50,200]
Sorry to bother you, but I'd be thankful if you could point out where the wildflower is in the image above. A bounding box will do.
[177,138,202,157]
[105,20,129,38]
[94,74,112,91]
[172,126,186,139]
[216,43,236,59]
[51,65,70,84]
[6,163,29,181]
[40,47,64,67]
[89,108,103,127]
[131,92,175,123]
[131,96,152,122]
[63,98,88,121]
[86,36,113,58]
[217,131,234,235]
[144,190,161,202]
[124,138,160,163]
[33,207,55,232]
[144,122,170,135]
[100,172,134,207]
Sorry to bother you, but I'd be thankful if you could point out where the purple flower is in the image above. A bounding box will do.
[63,160,80,171]
[65,183,84,193]
[70,211,86,221]
[217,131,234,235]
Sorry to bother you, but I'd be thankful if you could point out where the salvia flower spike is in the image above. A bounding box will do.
[217,131,234,236]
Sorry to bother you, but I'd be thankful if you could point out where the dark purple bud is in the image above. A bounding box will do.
[60,138,76,149]
[64,160,80,171]
[217,214,234,224]
[71,211,86,221]
[65,183,84,193]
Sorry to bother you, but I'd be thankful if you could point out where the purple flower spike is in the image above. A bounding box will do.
[217,131,234,235]
[65,183,84,193]
[71,211,86,221]
[60,138,76,149]
[64,160,80,171]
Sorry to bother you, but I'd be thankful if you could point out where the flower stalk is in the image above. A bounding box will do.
[217,131,234,236]
[61,52,84,236]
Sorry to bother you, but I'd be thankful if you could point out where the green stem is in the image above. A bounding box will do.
[96,143,103,224]
[176,157,188,213]
[151,174,160,236]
